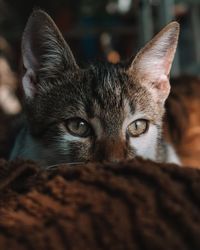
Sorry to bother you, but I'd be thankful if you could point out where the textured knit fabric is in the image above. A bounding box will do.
[0,158,200,250]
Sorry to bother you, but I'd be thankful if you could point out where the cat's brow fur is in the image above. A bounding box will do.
[10,10,181,167]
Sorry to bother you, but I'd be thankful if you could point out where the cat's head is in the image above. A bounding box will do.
[21,10,179,165]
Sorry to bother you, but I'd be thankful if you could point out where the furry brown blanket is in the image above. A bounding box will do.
[0,158,200,250]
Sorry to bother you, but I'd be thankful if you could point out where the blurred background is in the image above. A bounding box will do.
[0,0,200,75]
[0,0,199,114]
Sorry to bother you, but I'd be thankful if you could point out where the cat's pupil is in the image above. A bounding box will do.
[127,119,148,137]
[135,122,138,130]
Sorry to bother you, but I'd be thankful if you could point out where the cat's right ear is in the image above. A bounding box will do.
[22,10,78,98]
[128,22,179,104]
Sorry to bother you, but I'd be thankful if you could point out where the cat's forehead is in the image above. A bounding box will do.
[89,62,124,82]
[45,62,159,120]
[82,63,160,120]
[88,63,126,106]
[36,62,162,123]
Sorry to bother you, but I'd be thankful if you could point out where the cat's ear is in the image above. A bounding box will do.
[22,10,78,98]
[128,22,179,103]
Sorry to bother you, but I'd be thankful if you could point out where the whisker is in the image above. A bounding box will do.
[46,161,85,170]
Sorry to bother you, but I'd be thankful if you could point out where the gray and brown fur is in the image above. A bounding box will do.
[10,10,180,167]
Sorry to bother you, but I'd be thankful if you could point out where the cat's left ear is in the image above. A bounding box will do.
[128,22,179,103]
[22,10,79,99]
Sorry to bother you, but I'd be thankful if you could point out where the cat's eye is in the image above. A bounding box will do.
[127,119,149,137]
[65,118,92,137]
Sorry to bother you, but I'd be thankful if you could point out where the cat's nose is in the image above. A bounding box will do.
[94,138,127,163]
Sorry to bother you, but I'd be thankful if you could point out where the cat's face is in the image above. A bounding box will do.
[21,10,179,165]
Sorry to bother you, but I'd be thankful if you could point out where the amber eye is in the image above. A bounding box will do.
[65,118,92,137]
[127,119,149,137]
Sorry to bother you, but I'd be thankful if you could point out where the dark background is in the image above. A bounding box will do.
[0,0,199,76]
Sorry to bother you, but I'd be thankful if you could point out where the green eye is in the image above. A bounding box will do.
[127,119,149,137]
[65,118,92,137]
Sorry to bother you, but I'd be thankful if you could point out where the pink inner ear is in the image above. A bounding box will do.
[163,49,175,76]
[22,69,36,98]
[153,74,170,98]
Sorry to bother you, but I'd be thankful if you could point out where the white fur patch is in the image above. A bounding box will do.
[57,126,83,154]
[166,143,181,165]
[57,119,94,154]
[129,124,158,161]
[62,134,81,142]
[122,105,158,161]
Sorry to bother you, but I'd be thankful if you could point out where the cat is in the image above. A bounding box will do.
[10,10,181,167]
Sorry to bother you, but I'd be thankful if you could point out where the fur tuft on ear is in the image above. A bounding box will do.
[22,10,78,98]
[128,22,180,103]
